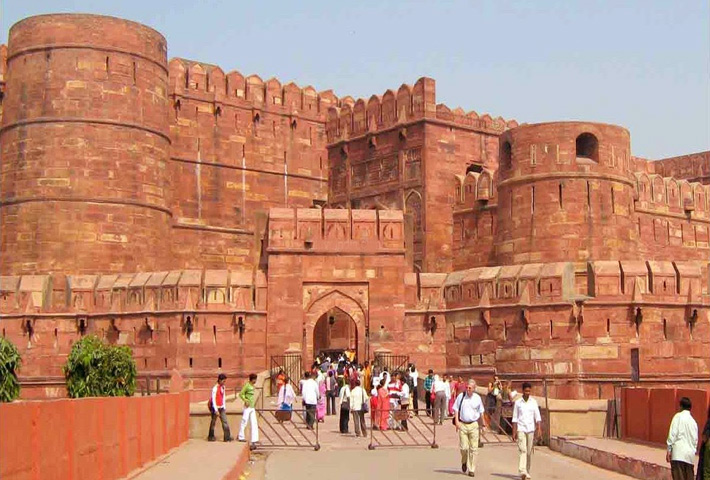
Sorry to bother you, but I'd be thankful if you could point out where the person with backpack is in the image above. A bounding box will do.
[207,373,233,442]
[325,370,338,415]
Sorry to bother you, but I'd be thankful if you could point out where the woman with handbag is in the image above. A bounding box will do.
[339,380,352,433]
[276,376,296,422]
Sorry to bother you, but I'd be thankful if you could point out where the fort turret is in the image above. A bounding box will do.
[0,14,172,274]
[495,122,638,264]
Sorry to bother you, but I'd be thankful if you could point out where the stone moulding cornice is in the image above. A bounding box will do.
[634,206,710,225]
[327,116,504,148]
[0,117,172,143]
[169,156,328,183]
[0,309,267,319]
[407,298,708,315]
[266,247,406,256]
[7,44,169,74]
[172,222,254,235]
[0,196,173,216]
[171,92,328,123]
[496,172,636,189]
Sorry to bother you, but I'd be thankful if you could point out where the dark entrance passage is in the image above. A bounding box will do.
[313,307,358,361]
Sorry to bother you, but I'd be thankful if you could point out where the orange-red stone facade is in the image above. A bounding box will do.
[0,14,708,400]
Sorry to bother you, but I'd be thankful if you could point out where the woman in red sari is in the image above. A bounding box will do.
[377,379,390,431]
[370,386,379,429]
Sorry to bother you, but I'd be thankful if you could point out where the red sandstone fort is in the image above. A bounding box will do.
[0,14,707,401]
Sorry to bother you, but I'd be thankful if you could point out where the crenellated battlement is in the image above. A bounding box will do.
[325,77,517,144]
[168,58,340,121]
[266,207,404,253]
[634,173,710,217]
[634,151,710,185]
[0,268,267,315]
[438,260,709,310]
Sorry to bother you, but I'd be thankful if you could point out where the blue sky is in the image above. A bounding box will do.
[3,0,708,159]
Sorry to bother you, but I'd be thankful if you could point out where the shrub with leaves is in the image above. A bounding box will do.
[0,337,22,402]
[64,335,137,398]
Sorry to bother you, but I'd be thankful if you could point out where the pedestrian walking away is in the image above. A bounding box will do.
[301,371,319,429]
[339,380,351,433]
[512,382,542,480]
[237,373,260,444]
[424,369,434,416]
[666,396,698,480]
[408,364,419,413]
[453,379,487,477]
[697,404,710,480]
[325,370,338,415]
[349,379,369,437]
[432,375,448,425]
[207,373,233,442]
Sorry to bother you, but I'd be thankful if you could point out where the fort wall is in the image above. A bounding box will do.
[167,59,338,268]
[325,78,516,272]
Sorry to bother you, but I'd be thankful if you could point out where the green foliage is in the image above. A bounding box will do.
[0,337,22,402]
[64,335,137,398]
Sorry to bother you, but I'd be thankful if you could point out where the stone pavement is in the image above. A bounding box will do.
[261,444,634,479]
[127,439,249,480]
[550,436,699,480]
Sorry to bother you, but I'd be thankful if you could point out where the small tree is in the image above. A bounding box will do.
[64,335,137,398]
[0,336,22,402]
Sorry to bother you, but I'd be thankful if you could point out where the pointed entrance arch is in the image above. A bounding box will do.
[313,307,358,359]
[304,289,367,363]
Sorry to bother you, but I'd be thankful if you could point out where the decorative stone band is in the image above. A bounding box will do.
[6,44,168,73]
[172,222,254,235]
[170,156,328,183]
[0,196,173,216]
[496,171,636,189]
[326,115,505,148]
[0,117,172,143]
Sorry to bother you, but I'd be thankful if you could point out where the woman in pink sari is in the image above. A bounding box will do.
[377,380,390,431]
[317,377,327,422]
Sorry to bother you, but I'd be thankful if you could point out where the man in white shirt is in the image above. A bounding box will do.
[408,364,419,413]
[300,371,320,429]
[397,372,411,431]
[453,379,487,477]
[666,397,698,480]
[512,382,542,480]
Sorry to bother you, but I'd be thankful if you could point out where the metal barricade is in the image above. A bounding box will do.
[480,411,515,444]
[270,354,303,395]
[251,408,320,451]
[368,407,438,449]
[373,353,409,374]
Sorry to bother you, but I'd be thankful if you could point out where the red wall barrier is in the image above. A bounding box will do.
[0,392,190,480]
[622,387,710,446]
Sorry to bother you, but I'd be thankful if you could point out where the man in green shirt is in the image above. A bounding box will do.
[237,373,259,444]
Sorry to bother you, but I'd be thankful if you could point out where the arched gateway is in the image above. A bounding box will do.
[265,207,407,366]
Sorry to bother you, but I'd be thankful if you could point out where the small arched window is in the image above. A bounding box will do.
[576,133,599,162]
[501,141,512,168]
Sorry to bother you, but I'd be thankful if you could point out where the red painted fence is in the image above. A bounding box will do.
[622,387,710,446]
[0,392,190,480]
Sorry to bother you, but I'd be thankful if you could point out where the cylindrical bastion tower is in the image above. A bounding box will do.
[0,14,171,274]
[495,122,639,264]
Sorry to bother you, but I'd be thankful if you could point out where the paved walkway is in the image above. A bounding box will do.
[128,439,247,480]
[564,437,696,467]
[262,444,634,479]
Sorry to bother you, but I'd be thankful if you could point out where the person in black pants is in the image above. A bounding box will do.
[424,369,434,416]
[325,370,337,415]
[408,365,419,414]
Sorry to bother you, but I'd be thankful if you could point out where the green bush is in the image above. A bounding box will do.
[0,337,22,402]
[64,335,137,398]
